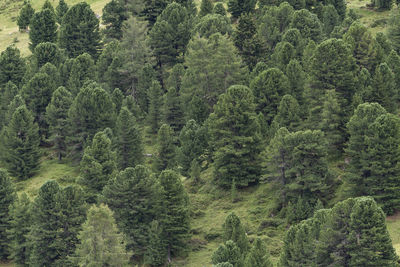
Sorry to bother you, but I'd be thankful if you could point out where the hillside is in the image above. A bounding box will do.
[1,0,400,266]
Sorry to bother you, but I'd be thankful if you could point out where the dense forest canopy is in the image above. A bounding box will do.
[1,0,400,266]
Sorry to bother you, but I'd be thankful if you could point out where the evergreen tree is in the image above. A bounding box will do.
[386,50,400,93]
[55,0,69,24]
[272,41,295,71]
[141,0,170,27]
[322,5,340,36]
[112,88,124,114]
[181,33,246,115]
[7,193,31,267]
[227,0,256,19]
[33,42,61,69]
[244,238,273,267]
[271,94,301,133]
[388,9,400,54]
[29,9,57,51]
[0,169,16,260]
[42,0,54,13]
[250,68,290,125]
[199,0,213,17]
[80,131,116,202]
[17,1,35,31]
[159,169,190,261]
[154,124,177,172]
[193,14,233,38]
[28,180,61,266]
[285,59,305,106]
[73,204,131,266]
[145,220,167,266]
[96,41,121,89]
[282,28,305,58]
[4,95,25,129]
[102,0,128,40]
[59,2,101,58]
[147,80,163,134]
[102,165,163,262]
[0,81,18,130]
[222,213,250,253]
[148,2,192,71]
[115,107,143,169]
[0,106,40,180]
[163,86,184,132]
[214,3,227,16]
[178,119,207,176]
[209,85,261,188]
[212,240,244,267]
[67,53,96,96]
[290,9,323,42]
[0,46,26,87]
[68,83,116,155]
[369,63,397,113]
[45,86,73,160]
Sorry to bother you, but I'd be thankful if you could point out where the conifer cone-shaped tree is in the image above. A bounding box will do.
[17,1,35,31]
[29,9,57,51]
[153,124,177,172]
[0,169,16,260]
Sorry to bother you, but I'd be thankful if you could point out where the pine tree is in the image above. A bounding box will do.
[193,14,233,38]
[80,131,116,202]
[222,213,250,253]
[29,9,57,51]
[199,0,213,17]
[145,220,167,266]
[102,0,128,40]
[4,95,25,129]
[250,68,290,125]
[285,59,305,106]
[181,33,246,115]
[0,169,16,260]
[68,83,116,155]
[28,180,61,266]
[214,3,226,16]
[45,86,73,160]
[115,107,143,169]
[388,9,400,54]
[212,240,244,267]
[0,46,26,87]
[282,28,305,58]
[209,85,261,188]
[59,2,101,58]
[386,50,400,94]
[163,86,184,133]
[244,238,273,267]
[228,0,256,19]
[272,94,301,133]
[147,80,163,134]
[42,0,54,12]
[17,1,35,31]
[55,0,69,24]
[141,0,170,27]
[290,9,323,42]
[67,53,96,96]
[148,2,192,71]
[370,63,397,113]
[159,169,190,261]
[154,124,177,172]
[0,81,18,130]
[111,88,124,114]
[73,204,131,266]
[7,193,31,266]
[0,106,40,180]
[272,41,295,71]
[322,5,340,36]
[102,165,163,262]
[178,119,207,176]
[33,42,61,69]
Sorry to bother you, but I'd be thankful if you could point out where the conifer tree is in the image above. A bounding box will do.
[228,0,256,19]
[33,42,61,69]
[154,124,177,172]
[370,63,397,113]
[59,2,101,58]
[386,50,400,92]
[55,0,69,24]
[271,94,301,133]
[68,83,116,155]
[111,88,124,115]
[0,169,16,260]
[0,46,26,87]
[4,95,25,129]
[28,180,61,266]
[148,2,192,70]
[290,9,323,42]
[17,1,35,31]
[222,213,250,253]
[0,81,18,130]
[141,0,170,27]
[80,131,116,202]
[115,107,143,169]
[7,193,31,266]
[178,119,207,176]
[103,165,163,262]
[159,169,190,261]
[212,240,244,267]
[67,53,96,96]
[388,9,400,54]
[322,5,340,36]
[45,86,73,160]
[102,0,128,40]
[214,3,227,16]
[285,59,305,106]
[29,9,57,51]
[145,220,167,266]
[0,106,40,180]
[42,0,54,12]
[163,86,184,133]
[73,204,131,267]
[199,0,213,17]
[209,85,261,188]
[245,238,273,267]
[181,33,246,115]
[147,80,163,134]
[193,14,233,38]
[250,68,290,125]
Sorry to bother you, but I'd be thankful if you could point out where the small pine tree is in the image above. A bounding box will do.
[102,0,128,40]
[0,169,16,260]
[0,81,18,130]
[147,80,163,134]
[73,204,131,266]
[154,124,177,172]
[214,3,227,16]
[115,107,143,169]
[212,240,244,267]
[244,238,273,267]
[190,159,201,184]
[0,106,40,180]
[228,0,256,19]
[222,213,249,253]
[55,0,69,24]
[17,1,35,31]
[145,220,167,266]
[29,9,57,51]
[163,86,184,133]
[0,46,26,87]
[199,0,213,17]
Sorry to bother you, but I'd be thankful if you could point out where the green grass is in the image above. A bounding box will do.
[0,0,109,56]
